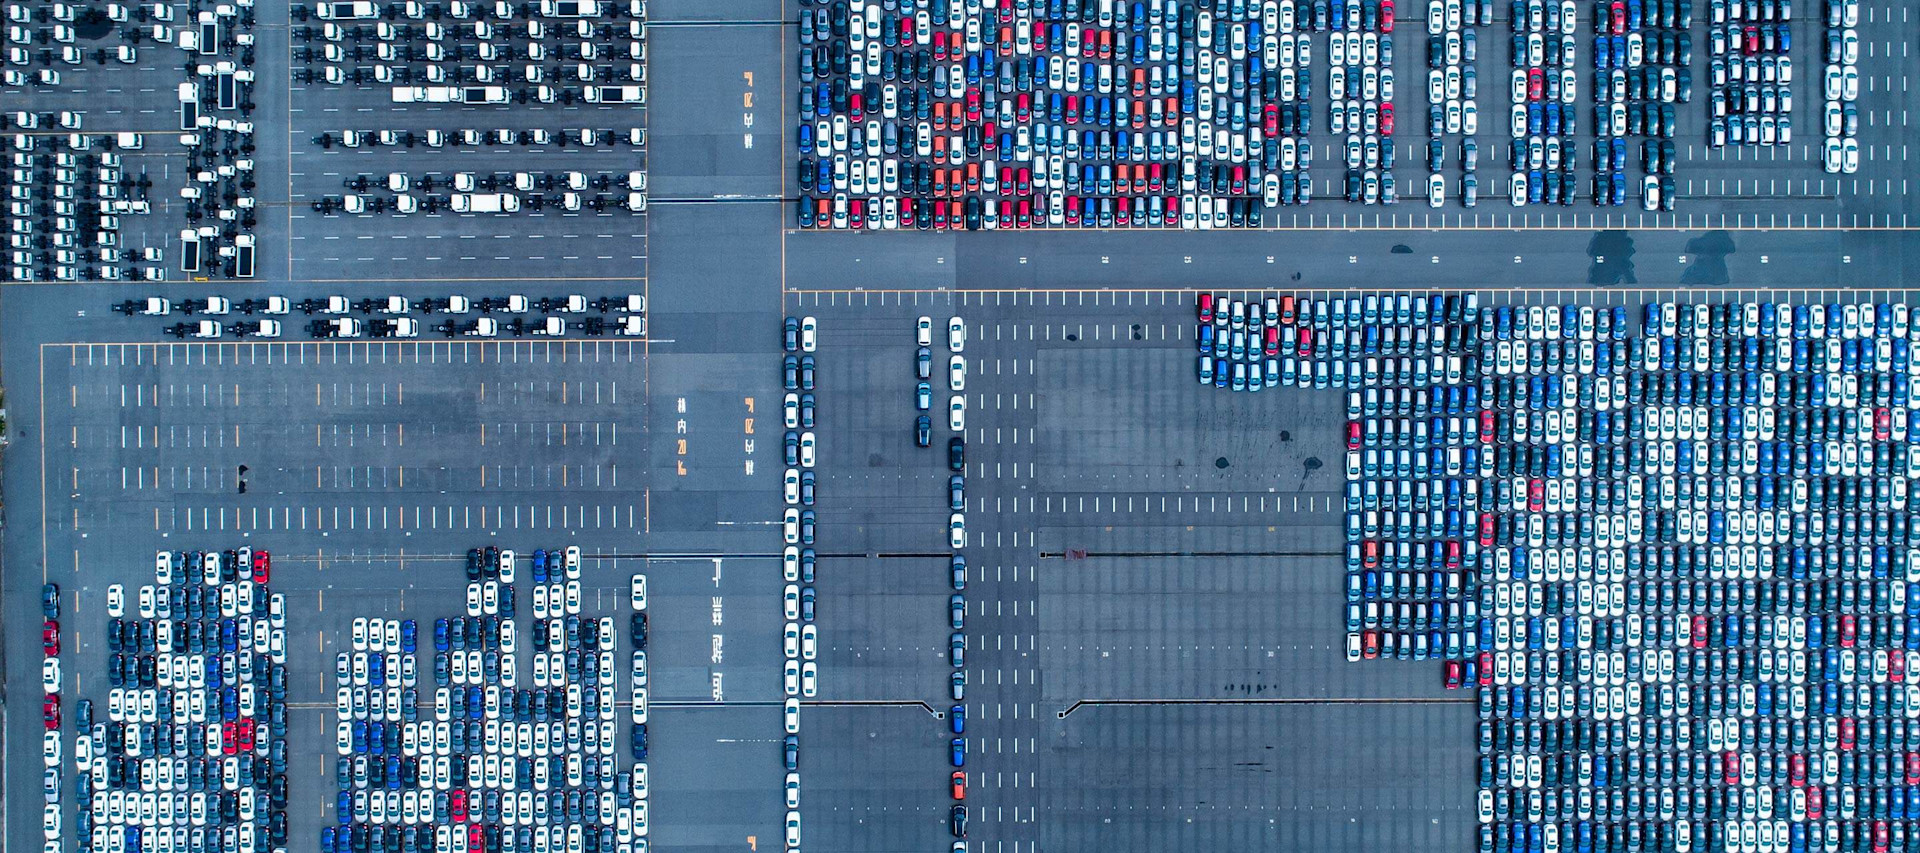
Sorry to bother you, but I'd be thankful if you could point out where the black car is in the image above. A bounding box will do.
[916,415,932,447]
[783,316,799,352]
[783,734,799,770]
[951,805,967,838]
[948,437,965,471]
[949,475,965,510]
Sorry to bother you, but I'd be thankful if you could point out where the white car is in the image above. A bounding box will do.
[801,625,818,661]
[801,662,818,698]
[784,584,800,621]
[42,657,60,693]
[915,316,933,347]
[784,660,800,697]
[1428,174,1446,207]
[947,317,965,352]
[785,698,800,734]
[783,508,800,544]
[784,623,800,659]
[1824,139,1844,173]
[800,316,817,352]
[949,396,966,431]
[1842,138,1860,174]
[351,617,370,651]
[786,772,801,808]
[564,545,581,579]
[107,584,125,617]
[799,432,816,468]
[948,355,966,391]
[630,574,647,611]
[949,513,966,548]
[784,469,801,505]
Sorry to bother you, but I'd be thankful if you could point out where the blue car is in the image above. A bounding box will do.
[401,620,417,654]
[950,737,966,767]
[951,705,965,735]
[434,619,449,652]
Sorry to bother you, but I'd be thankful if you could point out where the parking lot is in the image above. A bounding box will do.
[790,0,1918,230]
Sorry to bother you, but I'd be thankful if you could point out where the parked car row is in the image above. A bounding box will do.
[312,126,648,150]
[123,292,646,339]
[925,312,970,844]
[67,548,289,853]
[1821,0,1861,172]
[779,314,826,853]
[326,545,650,853]
[1196,294,1920,853]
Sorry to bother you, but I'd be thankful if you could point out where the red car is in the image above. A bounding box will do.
[1527,68,1545,101]
[1906,753,1920,785]
[239,720,256,753]
[1527,479,1545,511]
[1840,615,1857,647]
[1893,651,1907,682]
[1807,787,1824,819]
[1692,616,1708,648]
[1361,630,1380,659]
[252,550,271,584]
[1790,754,1807,786]
[1443,660,1462,689]
[1840,718,1857,750]
[1722,753,1740,785]
[43,698,60,730]
[42,620,59,656]
[1347,422,1363,449]
[1264,326,1279,355]
[1379,103,1395,135]
[1479,410,1496,443]
[1379,0,1395,30]
[1362,540,1380,569]
[1477,652,1494,685]
[1280,296,1296,325]
[1609,0,1626,33]
[1478,515,1496,547]
[1743,26,1760,54]
[1877,408,1893,440]
[468,825,484,851]
[951,771,966,800]
[1876,821,1890,853]
[222,721,238,754]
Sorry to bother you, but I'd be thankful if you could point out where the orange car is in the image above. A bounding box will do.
[951,771,966,800]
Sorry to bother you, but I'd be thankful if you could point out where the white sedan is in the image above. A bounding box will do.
[949,396,966,432]
[915,316,933,347]
[42,657,60,693]
[947,317,965,352]
[948,355,966,391]
[106,584,125,617]
[949,513,967,548]
[630,574,647,611]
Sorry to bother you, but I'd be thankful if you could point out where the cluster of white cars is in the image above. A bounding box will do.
[326,546,651,852]
[294,0,648,106]
[5,127,172,283]
[1819,0,1861,173]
